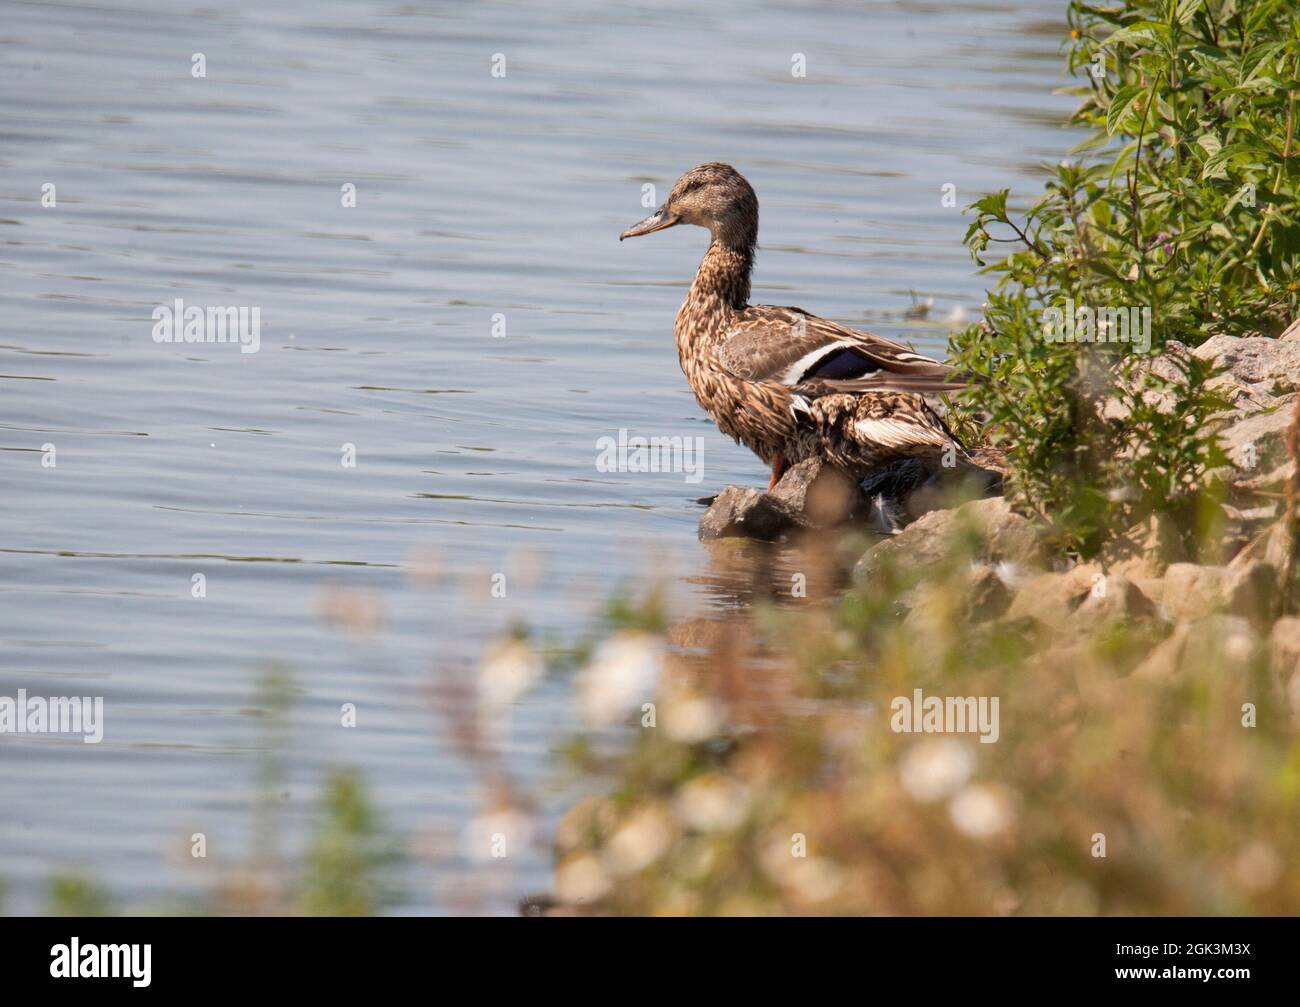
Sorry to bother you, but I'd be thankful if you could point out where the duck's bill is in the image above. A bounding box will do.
[619,206,680,240]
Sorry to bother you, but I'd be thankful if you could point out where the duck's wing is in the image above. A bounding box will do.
[715,306,964,394]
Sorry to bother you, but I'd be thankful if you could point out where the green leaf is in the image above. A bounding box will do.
[1106,138,1140,184]
[1174,0,1204,26]
[1106,84,1146,135]
[1201,142,1266,180]
[1105,21,1170,49]
[969,189,1010,219]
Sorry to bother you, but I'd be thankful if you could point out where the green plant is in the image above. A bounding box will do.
[299,768,402,917]
[46,872,115,917]
[951,0,1298,555]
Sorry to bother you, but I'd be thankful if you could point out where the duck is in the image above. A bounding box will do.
[620,162,965,491]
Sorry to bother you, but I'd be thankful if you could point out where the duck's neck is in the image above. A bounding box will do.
[677,240,754,350]
[694,240,753,311]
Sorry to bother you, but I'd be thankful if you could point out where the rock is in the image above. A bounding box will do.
[1160,563,1229,621]
[855,496,1043,583]
[1220,396,1297,481]
[1231,460,1295,498]
[901,562,1014,636]
[1221,502,1283,530]
[769,458,865,527]
[1098,333,1291,419]
[698,486,806,542]
[1268,617,1300,687]
[1268,617,1300,710]
[700,451,1008,543]
[1193,334,1300,397]
[1100,513,1188,581]
[1219,394,1297,474]
[1132,576,1165,605]
[1002,564,1157,633]
[1020,642,1091,679]
[965,564,1014,623]
[1230,518,1293,572]
[1005,566,1098,629]
[899,582,955,639]
[1100,340,1195,420]
[971,497,1045,568]
[1132,614,1259,682]
[1155,558,1281,623]
[698,460,875,541]
[855,505,954,579]
[1132,624,1190,680]
[1217,502,1284,564]
[1069,572,1159,628]
[1222,559,1278,623]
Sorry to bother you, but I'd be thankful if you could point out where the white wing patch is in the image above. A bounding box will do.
[853,417,950,450]
[778,341,872,385]
[891,349,944,365]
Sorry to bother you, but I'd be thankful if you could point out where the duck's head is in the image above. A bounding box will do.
[620,162,758,249]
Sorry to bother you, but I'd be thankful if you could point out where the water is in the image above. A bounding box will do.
[0,0,1075,913]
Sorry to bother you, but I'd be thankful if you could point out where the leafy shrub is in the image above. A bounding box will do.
[950,0,1298,555]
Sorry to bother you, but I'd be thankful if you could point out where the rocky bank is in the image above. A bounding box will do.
[697,326,1300,686]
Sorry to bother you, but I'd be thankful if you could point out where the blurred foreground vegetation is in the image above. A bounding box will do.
[546,509,1299,915]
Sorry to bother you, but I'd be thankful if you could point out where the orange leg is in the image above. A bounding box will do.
[767,453,788,492]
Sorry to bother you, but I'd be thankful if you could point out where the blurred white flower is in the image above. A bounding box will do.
[675,773,749,832]
[790,857,843,903]
[758,831,797,882]
[899,738,974,802]
[477,637,544,710]
[554,853,612,904]
[577,631,664,727]
[604,806,673,876]
[756,826,843,902]
[662,689,722,743]
[949,783,1014,838]
[1223,631,1254,663]
[461,804,535,862]
[1232,840,1283,893]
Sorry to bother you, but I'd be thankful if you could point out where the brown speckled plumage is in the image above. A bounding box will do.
[621,163,964,488]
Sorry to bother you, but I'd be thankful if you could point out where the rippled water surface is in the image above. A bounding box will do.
[0,0,1075,912]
